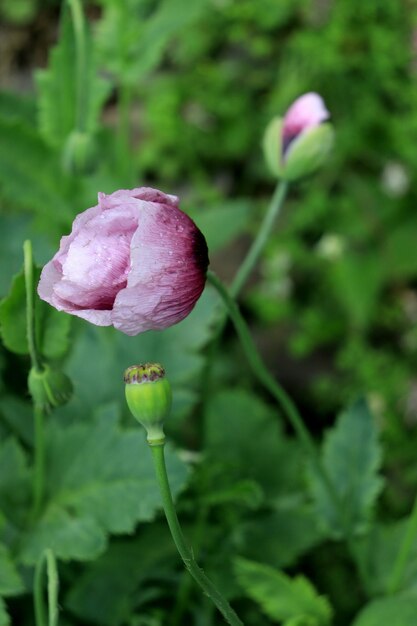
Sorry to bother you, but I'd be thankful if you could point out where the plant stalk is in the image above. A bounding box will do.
[34,549,59,626]
[67,0,88,133]
[149,442,243,626]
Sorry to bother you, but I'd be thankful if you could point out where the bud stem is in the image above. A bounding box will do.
[67,0,88,134]
[149,442,244,626]
[231,179,288,298]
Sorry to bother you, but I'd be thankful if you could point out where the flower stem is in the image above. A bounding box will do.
[34,549,59,626]
[23,240,41,372]
[32,405,46,520]
[231,180,288,298]
[149,442,244,626]
[388,493,417,594]
[206,270,371,588]
[24,241,47,520]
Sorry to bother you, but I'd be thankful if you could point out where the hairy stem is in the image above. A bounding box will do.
[149,443,243,626]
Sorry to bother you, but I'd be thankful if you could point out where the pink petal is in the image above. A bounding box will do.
[283,92,329,146]
[112,201,208,335]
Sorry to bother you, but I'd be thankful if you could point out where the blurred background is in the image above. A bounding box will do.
[1,1,417,623]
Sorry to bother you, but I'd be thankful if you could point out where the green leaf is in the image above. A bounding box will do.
[235,557,332,625]
[352,592,417,626]
[36,2,111,149]
[19,405,188,564]
[308,398,383,538]
[205,388,303,498]
[0,597,10,626]
[0,437,30,527]
[66,525,176,626]
[0,544,24,596]
[0,117,75,222]
[0,271,27,354]
[0,267,72,359]
[241,504,324,569]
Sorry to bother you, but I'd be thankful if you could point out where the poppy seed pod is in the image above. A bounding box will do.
[38,188,209,336]
[263,92,334,181]
[124,363,172,444]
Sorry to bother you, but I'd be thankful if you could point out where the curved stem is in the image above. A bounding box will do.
[388,494,417,594]
[23,240,41,372]
[149,443,243,626]
[206,270,370,588]
[34,549,59,626]
[67,0,88,132]
[231,180,288,298]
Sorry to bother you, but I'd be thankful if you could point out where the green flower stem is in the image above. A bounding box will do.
[149,442,244,626]
[388,493,417,594]
[23,240,41,372]
[206,270,371,588]
[67,0,87,132]
[32,405,46,520]
[24,241,46,519]
[231,180,288,298]
[34,549,59,626]
[171,504,210,626]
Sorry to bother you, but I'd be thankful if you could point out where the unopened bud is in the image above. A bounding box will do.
[28,364,73,413]
[124,363,172,444]
[263,93,334,181]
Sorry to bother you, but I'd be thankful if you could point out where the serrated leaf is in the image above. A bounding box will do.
[0,545,24,597]
[0,267,72,359]
[36,2,111,149]
[0,597,9,626]
[235,557,332,625]
[352,592,417,626]
[308,398,383,538]
[19,405,188,564]
[66,525,176,626]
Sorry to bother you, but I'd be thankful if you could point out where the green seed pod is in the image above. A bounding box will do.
[28,364,73,413]
[124,363,172,444]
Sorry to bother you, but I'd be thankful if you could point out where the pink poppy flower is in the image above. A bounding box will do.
[38,187,209,336]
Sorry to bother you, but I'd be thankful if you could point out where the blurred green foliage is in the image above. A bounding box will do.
[1,0,417,624]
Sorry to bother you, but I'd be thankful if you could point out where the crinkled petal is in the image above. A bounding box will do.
[112,202,208,335]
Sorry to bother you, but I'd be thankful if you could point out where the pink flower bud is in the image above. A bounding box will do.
[38,188,209,336]
[282,92,330,155]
